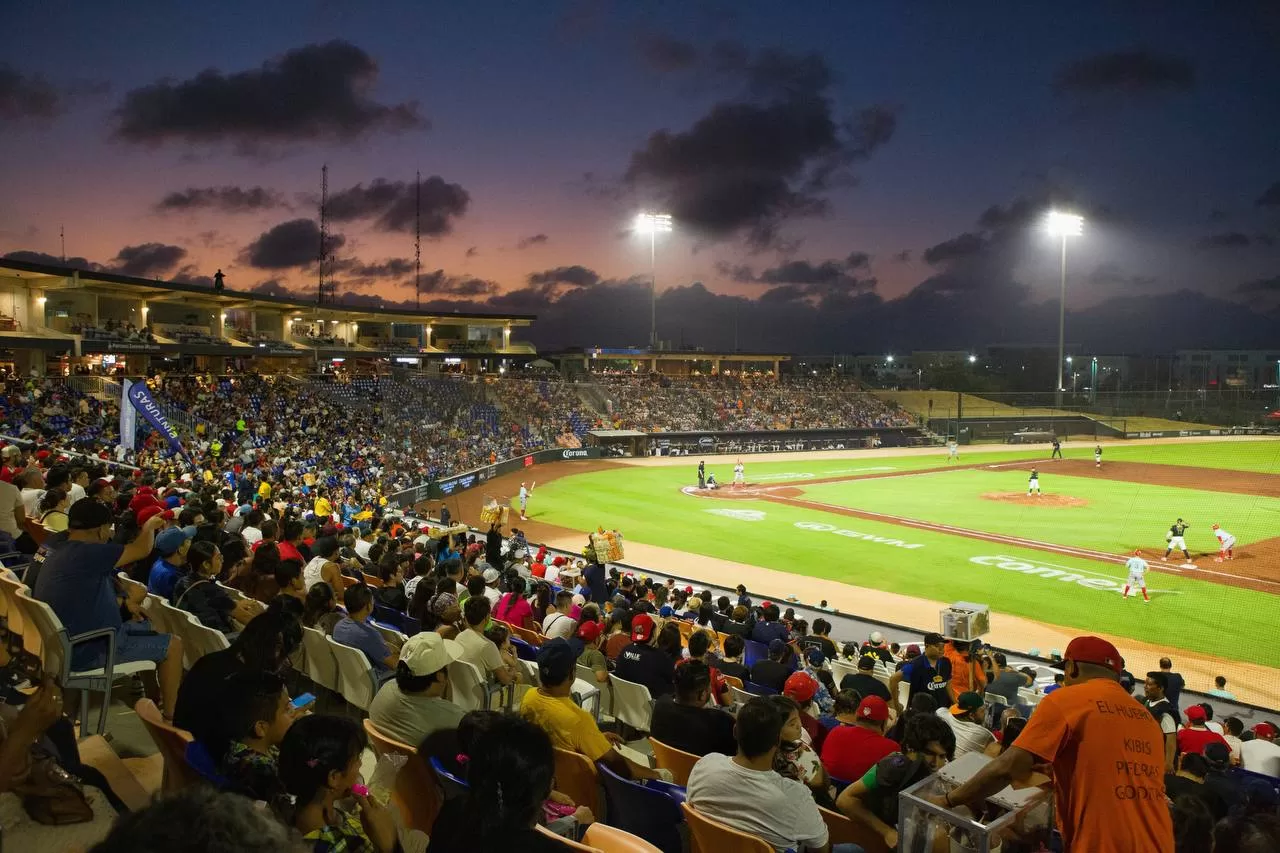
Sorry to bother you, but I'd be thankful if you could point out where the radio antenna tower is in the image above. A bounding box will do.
[318,164,329,305]
[415,170,422,311]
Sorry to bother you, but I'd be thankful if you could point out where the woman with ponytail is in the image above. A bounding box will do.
[278,714,398,853]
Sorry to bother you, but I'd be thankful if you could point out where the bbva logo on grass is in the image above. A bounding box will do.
[705,508,767,521]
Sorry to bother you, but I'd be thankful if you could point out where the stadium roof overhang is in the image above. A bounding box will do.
[0,258,536,328]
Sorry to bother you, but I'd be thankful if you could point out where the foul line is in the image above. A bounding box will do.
[762,493,1280,590]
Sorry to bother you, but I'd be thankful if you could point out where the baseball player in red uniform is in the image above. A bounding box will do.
[1212,524,1235,562]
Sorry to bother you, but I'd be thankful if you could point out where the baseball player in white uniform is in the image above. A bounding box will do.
[733,460,745,486]
[1164,518,1192,563]
[518,481,535,520]
[1027,467,1041,496]
[1094,444,1102,468]
[1212,523,1235,562]
[1123,550,1149,601]
[947,440,959,462]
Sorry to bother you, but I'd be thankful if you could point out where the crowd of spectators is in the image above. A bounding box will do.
[1,437,1278,853]
[70,319,156,344]
[596,374,915,432]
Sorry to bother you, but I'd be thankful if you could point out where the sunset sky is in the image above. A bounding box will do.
[3,2,1279,352]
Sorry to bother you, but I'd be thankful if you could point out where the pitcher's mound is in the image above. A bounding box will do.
[981,492,1089,508]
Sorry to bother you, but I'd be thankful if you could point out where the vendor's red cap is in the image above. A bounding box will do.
[1063,635,1122,674]
[577,621,602,643]
[1184,705,1207,723]
[1253,722,1278,738]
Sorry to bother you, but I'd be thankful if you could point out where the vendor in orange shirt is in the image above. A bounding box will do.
[934,635,1173,853]
[942,639,988,697]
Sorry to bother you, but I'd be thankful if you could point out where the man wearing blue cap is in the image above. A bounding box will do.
[520,638,670,782]
[149,526,195,600]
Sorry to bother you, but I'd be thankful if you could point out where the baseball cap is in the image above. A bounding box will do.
[1212,523,1220,530]
[768,638,787,656]
[68,499,114,530]
[155,527,194,557]
[129,493,159,515]
[136,505,175,526]
[1133,549,1143,556]
[482,568,500,584]
[783,672,817,703]
[1203,741,1230,768]
[1184,705,1207,723]
[869,630,885,645]
[631,613,656,643]
[683,585,693,595]
[950,692,984,715]
[1253,722,1279,738]
[658,605,674,619]
[857,655,876,671]
[577,621,603,643]
[399,631,463,677]
[905,644,921,656]
[857,696,889,722]
[805,647,825,667]
[1063,635,1123,674]
[536,638,577,685]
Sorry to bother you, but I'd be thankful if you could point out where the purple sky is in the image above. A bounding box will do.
[3,2,1279,352]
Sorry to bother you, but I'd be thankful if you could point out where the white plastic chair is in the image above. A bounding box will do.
[15,592,156,736]
[607,674,653,733]
[447,658,509,711]
[326,636,379,711]
[571,673,602,721]
[829,659,857,685]
[728,684,755,707]
[181,613,230,665]
[148,598,199,668]
[301,627,339,693]
[518,658,540,686]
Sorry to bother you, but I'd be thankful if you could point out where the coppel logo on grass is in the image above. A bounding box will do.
[970,555,1130,595]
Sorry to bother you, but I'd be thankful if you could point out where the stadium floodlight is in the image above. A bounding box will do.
[886,355,895,364]
[968,354,977,364]
[635,212,672,349]
[1045,211,1084,399]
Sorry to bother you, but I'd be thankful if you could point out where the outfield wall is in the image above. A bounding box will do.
[386,446,605,507]
[647,426,927,456]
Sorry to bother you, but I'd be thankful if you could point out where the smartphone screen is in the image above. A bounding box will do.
[291,692,316,709]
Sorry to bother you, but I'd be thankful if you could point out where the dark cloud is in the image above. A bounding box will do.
[242,219,344,269]
[465,246,479,258]
[1196,231,1254,250]
[156,185,288,213]
[249,279,291,297]
[415,270,500,297]
[636,33,699,72]
[516,233,550,250]
[0,63,60,119]
[1087,262,1157,289]
[328,256,417,288]
[2,250,103,271]
[892,250,912,263]
[1236,275,1280,294]
[172,266,215,288]
[527,265,601,288]
[622,46,896,248]
[110,243,187,277]
[922,232,987,265]
[1053,50,1195,96]
[1257,182,1280,207]
[715,252,874,303]
[323,176,469,234]
[112,40,424,153]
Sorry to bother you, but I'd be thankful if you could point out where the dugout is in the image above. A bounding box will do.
[586,429,647,456]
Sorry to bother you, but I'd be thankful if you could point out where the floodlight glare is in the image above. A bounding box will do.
[1046,210,1084,237]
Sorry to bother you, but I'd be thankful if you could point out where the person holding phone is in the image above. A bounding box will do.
[214,671,304,815]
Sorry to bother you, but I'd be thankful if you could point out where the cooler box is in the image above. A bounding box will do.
[941,602,990,642]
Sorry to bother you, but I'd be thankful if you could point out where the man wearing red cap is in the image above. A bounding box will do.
[936,635,1174,852]
[1240,722,1280,778]
[820,695,899,784]
[1176,706,1229,757]
[614,613,675,699]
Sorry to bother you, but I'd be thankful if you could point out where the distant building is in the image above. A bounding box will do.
[1175,350,1280,390]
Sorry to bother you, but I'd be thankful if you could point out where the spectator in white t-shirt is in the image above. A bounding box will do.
[687,695,842,853]
[240,510,264,547]
[0,477,23,540]
[541,590,576,640]
[455,596,517,686]
[939,692,995,758]
[1240,722,1280,778]
[481,567,502,606]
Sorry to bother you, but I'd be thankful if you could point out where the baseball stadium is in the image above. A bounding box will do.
[456,437,1280,710]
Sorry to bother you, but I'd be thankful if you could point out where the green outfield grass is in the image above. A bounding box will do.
[800,470,1280,552]
[526,440,1280,667]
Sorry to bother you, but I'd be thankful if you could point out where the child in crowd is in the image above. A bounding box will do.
[279,714,398,853]
[217,670,295,814]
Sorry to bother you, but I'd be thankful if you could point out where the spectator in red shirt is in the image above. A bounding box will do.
[1177,705,1230,757]
[820,695,899,785]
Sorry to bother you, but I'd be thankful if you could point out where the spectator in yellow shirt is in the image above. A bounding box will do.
[314,490,332,523]
[257,480,272,500]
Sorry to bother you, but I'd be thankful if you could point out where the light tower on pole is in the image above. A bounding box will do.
[635,212,672,350]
